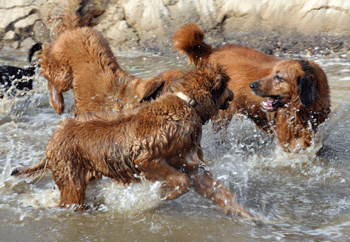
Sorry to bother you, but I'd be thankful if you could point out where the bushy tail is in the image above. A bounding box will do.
[28,42,43,63]
[11,157,49,182]
[172,24,213,67]
[51,0,105,36]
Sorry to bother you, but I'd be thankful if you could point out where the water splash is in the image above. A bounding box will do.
[86,178,162,214]
[315,102,350,144]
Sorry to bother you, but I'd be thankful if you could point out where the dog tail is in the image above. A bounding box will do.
[52,0,105,36]
[172,23,213,67]
[28,42,43,63]
[11,157,49,182]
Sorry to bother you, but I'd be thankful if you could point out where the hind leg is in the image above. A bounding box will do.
[57,182,86,211]
[51,167,88,211]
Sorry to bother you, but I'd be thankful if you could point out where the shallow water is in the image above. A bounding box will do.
[0,48,350,241]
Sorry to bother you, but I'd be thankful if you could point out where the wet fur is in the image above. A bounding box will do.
[11,0,184,184]
[173,24,331,152]
[12,65,255,220]
[36,0,182,115]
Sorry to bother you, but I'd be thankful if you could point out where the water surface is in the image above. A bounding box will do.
[0,49,350,241]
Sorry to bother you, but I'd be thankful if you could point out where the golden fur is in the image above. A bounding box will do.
[173,24,331,152]
[37,0,182,115]
[12,65,256,220]
[12,0,183,185]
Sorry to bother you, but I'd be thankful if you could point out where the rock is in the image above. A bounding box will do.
[0,0,349,55]
[20,37,36,50]
[11,41,20,49]
[14,13,40,29]
[0,3,34,30]
[3,31,16,40]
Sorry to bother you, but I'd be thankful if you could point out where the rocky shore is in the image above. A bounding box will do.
[213,31,350,58]
[0,0,350,57]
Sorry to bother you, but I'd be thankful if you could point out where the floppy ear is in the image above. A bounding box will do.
[140,80,165,103]
[211,75,226,100]
[47,81,64,115]
[297,72,319,108]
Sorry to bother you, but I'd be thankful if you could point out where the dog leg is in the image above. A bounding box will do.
[189,166,255,220]
[139,158,191,200]
[51,167,87,211]
[57,182,86,211]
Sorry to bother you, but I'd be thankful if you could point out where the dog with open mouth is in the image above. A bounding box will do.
[172,23,331,152]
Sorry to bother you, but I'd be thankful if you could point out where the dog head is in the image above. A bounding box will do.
[249,59,323,112]
[171,64,233,123]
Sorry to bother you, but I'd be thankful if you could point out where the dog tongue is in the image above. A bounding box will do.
[263,98,274,110]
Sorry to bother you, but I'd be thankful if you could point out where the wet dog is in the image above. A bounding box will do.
[33,0,182,116]
[173,24,331,152]
[0,43,42,99]
[12,65,255,220]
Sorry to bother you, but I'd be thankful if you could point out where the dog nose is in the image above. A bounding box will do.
[249,81,259,90]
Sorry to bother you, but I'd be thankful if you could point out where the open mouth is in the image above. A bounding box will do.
[261,96,282,112]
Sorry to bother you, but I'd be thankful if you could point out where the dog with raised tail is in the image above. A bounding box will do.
[0,42,42,99]
[172,23,331,153]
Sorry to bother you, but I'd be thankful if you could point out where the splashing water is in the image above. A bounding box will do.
[1,51,350,241]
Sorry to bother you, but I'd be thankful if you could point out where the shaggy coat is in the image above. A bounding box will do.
[172,24,331,152]
[12,65,255,220]
[35,0,181,115]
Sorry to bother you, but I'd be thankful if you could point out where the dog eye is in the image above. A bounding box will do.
[274,75,283,82]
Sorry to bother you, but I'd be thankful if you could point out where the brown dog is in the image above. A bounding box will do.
[35,0,181,116]
[12,65,256,220]
[173,24,331,152]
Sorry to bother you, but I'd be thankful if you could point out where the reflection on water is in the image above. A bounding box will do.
[0,49,350,241]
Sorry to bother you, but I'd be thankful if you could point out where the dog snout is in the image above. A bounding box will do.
[249,80,260,90]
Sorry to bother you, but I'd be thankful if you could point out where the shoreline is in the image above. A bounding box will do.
[1,30,350,62]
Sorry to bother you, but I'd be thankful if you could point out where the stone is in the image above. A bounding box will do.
[0,6,33,29]
[3,31,16,40]
[11,41,20,49]
[20,37,36,50]
[0,0,350,52]
[14,14,40,29]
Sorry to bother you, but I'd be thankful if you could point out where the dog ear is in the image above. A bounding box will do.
[140,80,165,103]
[211,75,226,100]
[297,60,319,108]
[297,72,319,109]
[48,81,64,114]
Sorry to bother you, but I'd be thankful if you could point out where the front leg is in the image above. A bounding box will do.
[137,158,191,200]
[188,165,255,220]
